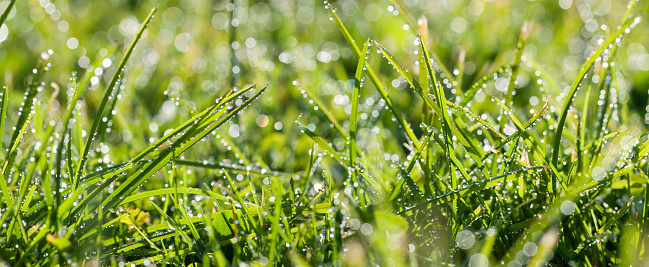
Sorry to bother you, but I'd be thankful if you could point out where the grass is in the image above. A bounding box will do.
[2,0,649,266]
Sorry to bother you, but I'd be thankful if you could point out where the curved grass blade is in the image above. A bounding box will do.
[552,13,642,167]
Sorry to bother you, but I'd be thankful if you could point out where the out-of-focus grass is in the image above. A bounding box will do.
[1,0,649,266]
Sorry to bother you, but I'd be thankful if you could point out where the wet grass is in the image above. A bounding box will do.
[2,0,649,266]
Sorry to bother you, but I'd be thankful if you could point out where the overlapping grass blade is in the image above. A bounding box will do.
[399,166,545,215]
[327,6,420,149]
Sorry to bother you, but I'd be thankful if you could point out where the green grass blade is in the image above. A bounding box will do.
[175,159,292,177]
[98,87,267,213]
[130,84,255,164]
[74,6,158,190]
[298,121,384,195]
[400,166,546,215]
[552,13,642,167]
[349,39,369,202]
[0,86,10,205]
[0,0,16,29]
[2,109,35,174]
[327,6,420,149]
[500,22,530,129]
[294,80,345,136]
[0,86,7,154]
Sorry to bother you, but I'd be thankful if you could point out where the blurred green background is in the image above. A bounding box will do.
[1,0,648,174]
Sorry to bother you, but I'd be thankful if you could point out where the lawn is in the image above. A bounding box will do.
[1,0,649,266]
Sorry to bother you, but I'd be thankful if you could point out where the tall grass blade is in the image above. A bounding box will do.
[74,6,158,190]
[552,12,642,167]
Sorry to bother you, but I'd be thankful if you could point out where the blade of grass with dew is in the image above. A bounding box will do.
[3,61,48,175]
[175,159,292,177]
[399,166,546,215]
[379,39,482,184]
[327,6,420,149]
[419,36,462,216]
[493,97,566,194]
[170,189,205,254]
[101,87,268,211]
[168,92,260,168]
[500,22,530,130]
[0,85,7,154]
[522,53,561,93]
[126,214,161,252]
[74,6,158,191]
[22,83,60,199]
[552,12,642,168]
[595,196,634,236]
[295,143,316,209]
[297,121,384,194]
[387,0,456,87]
[381,39,496,223]
[592,46,619,148]
[68,86,266,223]
[469,97,549,181]
[349,39,369,204]
[2,108,36,175]
[0,86,11,206]
[131,84,255,165]
[461,64,511,106]
[96,77,123,144]
[149,202,195,248]
[447,96,506,140]
[578,82,593,175]
[389,128,435,202]
[294,79,344,135]
[294,80,370,164]
[222,171,261,238]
